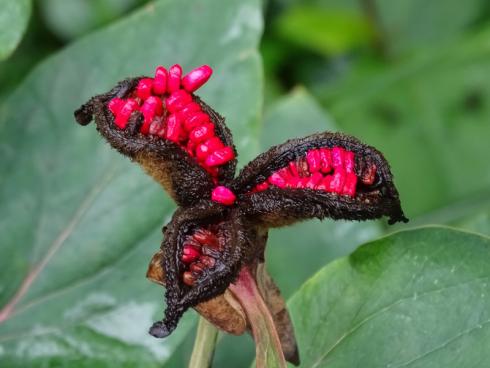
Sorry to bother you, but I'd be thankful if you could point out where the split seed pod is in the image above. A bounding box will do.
[75,64,407,366]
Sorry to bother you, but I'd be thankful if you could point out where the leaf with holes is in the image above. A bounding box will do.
[0,0,263,366]
[288,227,490,368]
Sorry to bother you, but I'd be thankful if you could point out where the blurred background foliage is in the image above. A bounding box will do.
[1,0,490,367]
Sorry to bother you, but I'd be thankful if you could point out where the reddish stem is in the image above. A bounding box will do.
[229,267,287,368]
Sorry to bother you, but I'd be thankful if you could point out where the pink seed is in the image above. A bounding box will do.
[289,161,299,177]
[182,65,213,92]
[140,96,163,134]
[167,64,182,93]
[114,99,138,129]
[136,78,153,100]
[165,114,182,142]
[329,169,346,193]
[278,167,292,182]
[255,181,269,191]
[342,172,357,197]
[190,123,215,143]
[166,90,192,113]
[182,245,200,263]
[322,175,333,191]
[211,186,236,205]
[286,177,299,188]
[195,137,223,161]
[344,150,355,174]
[296,177,309,189]
[178,103,202,123]
[205,147,235,166]
[306,149,321,173]
[184,112,210,132]
[331,147,344,169]
[319,148,331,173]
[306,172,323,189]
[268,172,287,188]
[108,98,124,115]
[153,66,168,94]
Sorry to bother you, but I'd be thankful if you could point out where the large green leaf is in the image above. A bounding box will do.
[0,0,31,61]
[323,27,490,217]
[0,0,263,366]
[40,0,143,41]
[289,227,490,367]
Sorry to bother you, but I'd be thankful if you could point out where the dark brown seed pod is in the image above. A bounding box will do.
[149,203,248,338]
[74,77,237,207]
[233,132,408,226]
[74,67,407,366]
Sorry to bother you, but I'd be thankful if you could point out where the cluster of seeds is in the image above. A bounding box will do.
[106,64,235,180]
[253,147,377,197]
[180,227,224,286]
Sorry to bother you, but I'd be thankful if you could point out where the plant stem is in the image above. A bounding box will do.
[229,267,287,368]
[188,317,219,368]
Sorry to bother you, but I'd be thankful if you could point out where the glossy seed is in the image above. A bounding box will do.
[166,90,192,113]
[184,112,210,132]
[179,102,201,119]
[306,149,321,173]
[211,186,236,205]
[342,172,357,197]
[289,161,299,177]
[344,151,355,174]
[205,147,234,166]
[182,65,213,92]
[182,244,201,263]
[306,172,323,189]
[331,147,344,169]
[114,99,138,129]
[108,98,124,115]
[153,66,168,94]
[136,78,153,100]
[190,123,215,143]
[268,172,287,188]
[165,114,182,142]
[329,169,346,193]
[255,181,269,191]
[140,96,163,134]
[319,148,331,173]
[167,64,182,93]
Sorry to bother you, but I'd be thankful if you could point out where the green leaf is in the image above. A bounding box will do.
[40,0,143,41]
[0,0,263,366]
[323,27,490,217]
[275,5,374,56]
[0,0,31,61]
[289,227,490,367]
